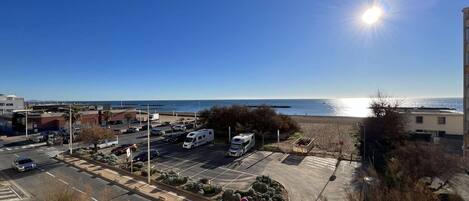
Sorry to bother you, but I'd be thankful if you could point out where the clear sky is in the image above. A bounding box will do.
[0,0,467,101]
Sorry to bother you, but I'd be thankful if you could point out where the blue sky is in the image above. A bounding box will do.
[0,0,467,101]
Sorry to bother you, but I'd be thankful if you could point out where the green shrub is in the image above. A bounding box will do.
[199,178,209,184]
[202,184,222,196]
[252,181,268,194]
[184,181,202,193]
[140,167,158,177]
[221,189,241,201]
[158,170,188,186]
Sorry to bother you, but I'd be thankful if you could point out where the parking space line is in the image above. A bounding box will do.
[178,162,203,174]
[208,168,231,182]
[162,159,189,171]
[188,168,211,179]
[58,178,69,185]
[46,171,56,178]
[163,155,259,177]
[218,167,258,177]
[222,174,243,188]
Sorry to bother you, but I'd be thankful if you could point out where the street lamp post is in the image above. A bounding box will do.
[147,104,151,184]
[69,106,73,155]
[25,109,28,138]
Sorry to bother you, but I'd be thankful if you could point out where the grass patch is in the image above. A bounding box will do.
[288,132,303,141]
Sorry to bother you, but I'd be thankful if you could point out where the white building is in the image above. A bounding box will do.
[399,107,463,137]
[0,94,25,114]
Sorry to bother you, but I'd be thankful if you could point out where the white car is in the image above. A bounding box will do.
[96,138,119,149]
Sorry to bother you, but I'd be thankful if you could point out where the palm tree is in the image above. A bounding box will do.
[62,106,81,132]
[103,110,113,126]
[124,112,133,128]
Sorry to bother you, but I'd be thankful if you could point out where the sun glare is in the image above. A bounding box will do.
[362,6,383,25]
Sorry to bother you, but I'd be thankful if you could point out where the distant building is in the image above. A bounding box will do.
[0,106,137,136]
[0,94,24,114]
[398,107,463,137]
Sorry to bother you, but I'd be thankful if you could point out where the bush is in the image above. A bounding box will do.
[199,105,299,139]
[91,153,119,166]
[203,184,222,196]
[199,178,209,184]
[157,170,188,186]
[221,189,241,201]
[140,167,158,177]
[252,181,268,194]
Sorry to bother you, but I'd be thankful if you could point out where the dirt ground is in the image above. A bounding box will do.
[279,115,364,158]
[158,114,196,124]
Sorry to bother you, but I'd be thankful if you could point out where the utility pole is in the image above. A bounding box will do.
[277,129,280,148]
[139,109,142,127]
[194,112,197,128]
[69,106,73,155]
[228,126,231,144]
[147,104,151,184]
[25,109,28,138]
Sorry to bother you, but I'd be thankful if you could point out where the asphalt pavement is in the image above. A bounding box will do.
[0,145,149,201]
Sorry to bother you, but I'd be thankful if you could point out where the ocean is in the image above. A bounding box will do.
[73,98,463,118]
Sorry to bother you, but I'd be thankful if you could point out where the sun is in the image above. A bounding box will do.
[362,6,383,25]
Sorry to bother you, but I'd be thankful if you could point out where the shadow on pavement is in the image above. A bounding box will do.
[281,154,305,166]
[4,140,34,147]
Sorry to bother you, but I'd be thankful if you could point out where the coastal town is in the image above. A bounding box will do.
[1,1,469,201]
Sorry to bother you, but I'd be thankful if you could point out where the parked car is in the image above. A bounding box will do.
[30,133,47,143]
[164,133,186,143]
[140,125,152,131]
[172,124,186,132]
[111,144,138,155]
[132,149,160,162]
[96,138,119,149]
[126,127,139,133]
[12,157,36,172]
[151,128,166,136]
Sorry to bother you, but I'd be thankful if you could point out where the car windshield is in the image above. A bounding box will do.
[17,159,32,164]
[184,137,194,143]
[230,144,241,150]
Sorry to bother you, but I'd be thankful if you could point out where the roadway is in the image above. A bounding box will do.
[0,145,149,201]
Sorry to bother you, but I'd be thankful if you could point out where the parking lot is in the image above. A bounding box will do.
[110,133,360,201]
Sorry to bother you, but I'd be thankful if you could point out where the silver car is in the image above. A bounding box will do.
[12,157,36,172]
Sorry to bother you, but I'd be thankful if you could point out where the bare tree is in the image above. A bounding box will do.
[80,127,115,152]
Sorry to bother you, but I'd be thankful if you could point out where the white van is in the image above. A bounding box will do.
[96,137,119,149]
[183,129,214,149]
[228,133,255,157]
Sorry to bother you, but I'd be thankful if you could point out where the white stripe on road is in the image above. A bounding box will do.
[58,178,69,185]
[13,154,19,157]
[72,187,85,194]
[46,172,55,178]
[9,186,22,200]
[6,148,12,151]
[91,197,98,201]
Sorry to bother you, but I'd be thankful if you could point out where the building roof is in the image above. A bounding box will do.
[397,107,463,115]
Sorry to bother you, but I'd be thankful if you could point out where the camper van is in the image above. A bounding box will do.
[183,129,214,149]
[228,133,255,157]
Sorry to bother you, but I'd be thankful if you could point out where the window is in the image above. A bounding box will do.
[437,117,446,125]
[466,52,469,65]
[438,131,446,137]
[466,27,469,41]
[416,116,423,124]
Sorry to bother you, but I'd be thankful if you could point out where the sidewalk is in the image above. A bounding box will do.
[58,155,210,201]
